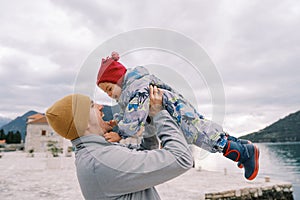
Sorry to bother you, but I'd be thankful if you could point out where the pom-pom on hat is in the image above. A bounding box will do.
[45,94,91,140]
[97,52,127,86]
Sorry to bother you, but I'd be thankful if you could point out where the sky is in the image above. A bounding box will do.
[0,0,299,136]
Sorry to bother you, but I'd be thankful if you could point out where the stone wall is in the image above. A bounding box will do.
[205,183,293,200]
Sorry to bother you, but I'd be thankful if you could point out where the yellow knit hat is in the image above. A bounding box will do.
[46,94,91,140]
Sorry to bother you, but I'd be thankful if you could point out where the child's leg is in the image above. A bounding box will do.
[162,91,259,180]
[184,117,225,153]
[185,117,259,180]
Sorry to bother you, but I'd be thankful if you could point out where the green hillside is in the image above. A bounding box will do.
[240,110,300,143]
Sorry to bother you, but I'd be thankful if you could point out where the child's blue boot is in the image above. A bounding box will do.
[222,136,260,180]
[226,136,252,169]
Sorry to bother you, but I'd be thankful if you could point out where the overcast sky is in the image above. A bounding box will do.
[0,0,299,136]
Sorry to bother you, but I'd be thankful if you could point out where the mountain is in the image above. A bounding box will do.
[240,111,300,143]
[0,110,38,141]
[0,116,12,128]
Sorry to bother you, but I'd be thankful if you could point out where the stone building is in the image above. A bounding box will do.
[24,113,71,154]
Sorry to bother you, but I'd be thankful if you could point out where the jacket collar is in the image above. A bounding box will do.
[71,134,111,149]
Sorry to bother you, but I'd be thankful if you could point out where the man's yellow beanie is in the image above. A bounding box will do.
[46,94,91,140]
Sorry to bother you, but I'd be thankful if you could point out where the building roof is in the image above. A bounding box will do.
[27,113,48,124]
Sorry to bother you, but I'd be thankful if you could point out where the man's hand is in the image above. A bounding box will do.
[149,85,163,117]
[104,132,122,142]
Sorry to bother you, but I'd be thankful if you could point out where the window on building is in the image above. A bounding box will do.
[41,130,46,136]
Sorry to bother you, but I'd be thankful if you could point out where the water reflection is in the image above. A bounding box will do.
[258,142,300,199]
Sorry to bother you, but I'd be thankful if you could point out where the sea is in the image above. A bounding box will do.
[194,142,300,199]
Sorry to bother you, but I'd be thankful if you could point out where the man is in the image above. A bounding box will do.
[45,86,193,200]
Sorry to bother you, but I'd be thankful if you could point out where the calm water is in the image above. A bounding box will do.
[258,142,300,199]
[194,142,300,199]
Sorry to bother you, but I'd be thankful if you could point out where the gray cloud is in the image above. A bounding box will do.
[0,0,299,136]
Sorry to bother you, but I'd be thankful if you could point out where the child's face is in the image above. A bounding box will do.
[98,82,122,100]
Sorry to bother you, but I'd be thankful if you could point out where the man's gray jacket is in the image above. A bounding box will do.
[72,110,193,200]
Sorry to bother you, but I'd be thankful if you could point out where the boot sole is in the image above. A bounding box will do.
[246,145,260,180]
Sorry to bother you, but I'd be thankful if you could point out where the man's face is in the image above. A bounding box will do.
[98,82,122,100]
[89,101,113,134]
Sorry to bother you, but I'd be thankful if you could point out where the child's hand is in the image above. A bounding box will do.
[104,132,122,143]
[108,120,118,127]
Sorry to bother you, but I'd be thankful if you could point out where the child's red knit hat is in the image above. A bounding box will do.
[96,52,127,86]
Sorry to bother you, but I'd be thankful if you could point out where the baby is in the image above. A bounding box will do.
[97,52,259,180]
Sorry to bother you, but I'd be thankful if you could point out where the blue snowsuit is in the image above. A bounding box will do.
[115,66,225,153]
